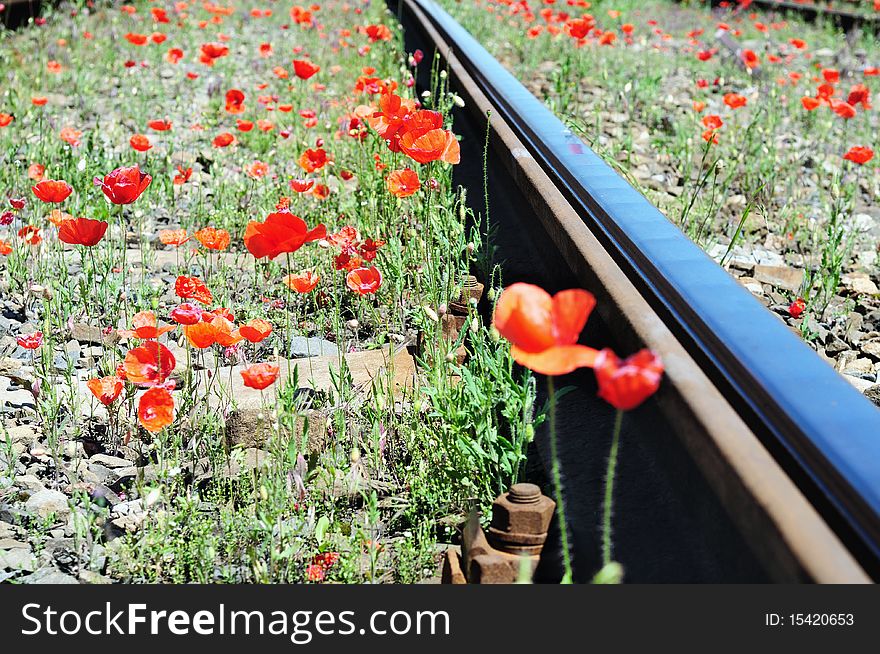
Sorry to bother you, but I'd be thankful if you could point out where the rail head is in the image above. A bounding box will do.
[402,0,880,575]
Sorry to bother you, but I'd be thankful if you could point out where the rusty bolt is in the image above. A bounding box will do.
[487,483,555,555]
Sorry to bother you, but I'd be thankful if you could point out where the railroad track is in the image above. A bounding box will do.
[394,0,880,582]
[703,0,880,33]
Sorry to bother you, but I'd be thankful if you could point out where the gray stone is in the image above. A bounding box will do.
[0,548,36,572]
[25,489,70,520]
[89,453,133,469]
[1,388,36,411]
[289,336,339,358]
[22,566,79,584]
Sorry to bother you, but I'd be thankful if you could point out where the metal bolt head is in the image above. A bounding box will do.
[487,484,556,555]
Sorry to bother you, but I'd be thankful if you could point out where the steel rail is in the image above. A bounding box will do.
[398,0,880,576]
[702,0,879,33]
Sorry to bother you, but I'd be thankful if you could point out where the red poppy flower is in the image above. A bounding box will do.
[213,132,235,147]
[16,332,43,350]
[239,318,273,343]
[293,59,320,80]
[225,89,245,114]
[847,84,871,110]
[364,24,392,42]
[28,164,45,181]
[138,386,174,433]
[843,146,874,165]
[298,147,329,172]
[741,49,760,69]
[236,119,254,132]
[148,119,172,131]
[94,165,152,204]
[244,211,326,260]
[241,363,280,390]
[386,168,420,197]
[723,93,747,109]
[788,297,806,318]
[86,376,123,406]
[831,99,856,119]
[345,267,382,295]
[175,275,213,305]
[199,42,229,64]
[119,311,175,340]
[18,225,42,245]
[492,283,599,376]
[130,134,152,152]
[822,68,839,84]
[594,349,664,411]
[284,270,320,293]
[32,179,73,203]
[0,113,13,128]
[194,226,231,251]
[58,217,108,247]
[166,47,184,64]
[125,33,148,46]
[701,114,723,130]
[173,166,193,185]
[289,178,315,193]
[0,240,12,256]
[801,96,821,111]
[123,342,176,385]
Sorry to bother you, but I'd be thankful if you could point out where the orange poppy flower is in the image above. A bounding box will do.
[492,283,599,376]
[239,319,273,343]
[175,275,213,305]
[346,267,382,295]
[119,311,176,340]
[244,211,326,260]
[284,270,320,293]
[58,217,108,247]
[123,342,176,386]
[241,363,280,390]
[32,96,48,106]
[210,315,243,347]
[59,126,82,146]
[293,59,320,80]
[159,229,189,246]
[138,386,174,432]
[386,168,420,197]
[194,226,231,251]
[86,376,123,406]
[397,112,460,165]
[130,134,152,152]
[298,147,329,172]
[28,164,46,181]
[0,113,13,127]
[183,321,218,349]
[594,349,664,411]
[32,179,73,204]
[44,210,68,228]
[246,161,270,178]
[0,240,12,256]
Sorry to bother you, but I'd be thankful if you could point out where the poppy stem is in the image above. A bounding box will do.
[546,375,573,583]
[601,408,624,568]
